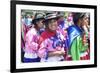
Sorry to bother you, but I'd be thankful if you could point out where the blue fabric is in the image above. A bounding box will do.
[25,18,32,26]
[58,20,65,29]
[39,28,45,35]
[60,59,64,61]
[25,18,28,25]
[64,39,69,49]
[50,34,63,49]
[45,33,64,60]
[67,25,82,48]
[23,57,40,63]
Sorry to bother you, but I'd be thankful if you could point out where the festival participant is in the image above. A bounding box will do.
[67,12,74,27]
[23,13,45,62]
[67,13,89,60]
[38,13,65,62]
[57,12,69,60]
[25,15,32,26]
[57,12,67,30]
[80,13,90,60]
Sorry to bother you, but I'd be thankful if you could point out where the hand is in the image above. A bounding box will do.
[60,50,65,55]
[48,50,65,57]
[55,50,65,55]
[56,47,65,55]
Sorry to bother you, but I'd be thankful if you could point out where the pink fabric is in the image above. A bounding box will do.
[38,30,65,58]
[24,28,39,53]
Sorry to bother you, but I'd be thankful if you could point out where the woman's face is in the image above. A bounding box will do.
[37,19,44,28]
[48,19,58,31]
[81,16,89,26]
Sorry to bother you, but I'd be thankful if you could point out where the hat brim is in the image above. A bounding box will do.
[43,17,59,23]
[32,18,44,24]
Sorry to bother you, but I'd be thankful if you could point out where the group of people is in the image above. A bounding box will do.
[21,11,90,63]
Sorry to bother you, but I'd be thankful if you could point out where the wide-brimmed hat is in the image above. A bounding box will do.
[32,13,45,24]
[44,13,59,22]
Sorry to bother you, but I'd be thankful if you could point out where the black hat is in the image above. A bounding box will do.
[57,12,65,17]
[44,13,59,22]
[73,13,86,24]
[32,13,45,24]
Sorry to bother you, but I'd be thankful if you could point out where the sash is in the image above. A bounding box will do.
[67,25,82,48]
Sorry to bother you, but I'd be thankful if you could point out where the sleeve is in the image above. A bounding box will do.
[70,36,80,60]
[25,30,38,51]
[38,40,48,58]
[70,36,88,61]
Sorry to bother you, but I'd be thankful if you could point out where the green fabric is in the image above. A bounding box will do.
[21,24,24,40]
[22,31,24,39]
[70,36,80,60]
[70,36,88,61]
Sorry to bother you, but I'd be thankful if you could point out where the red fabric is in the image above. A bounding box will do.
[66,56,72,61]
[38,29,56,48]
[80,49,90,60]
[80,55,90,60]
[41,29,56,41]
